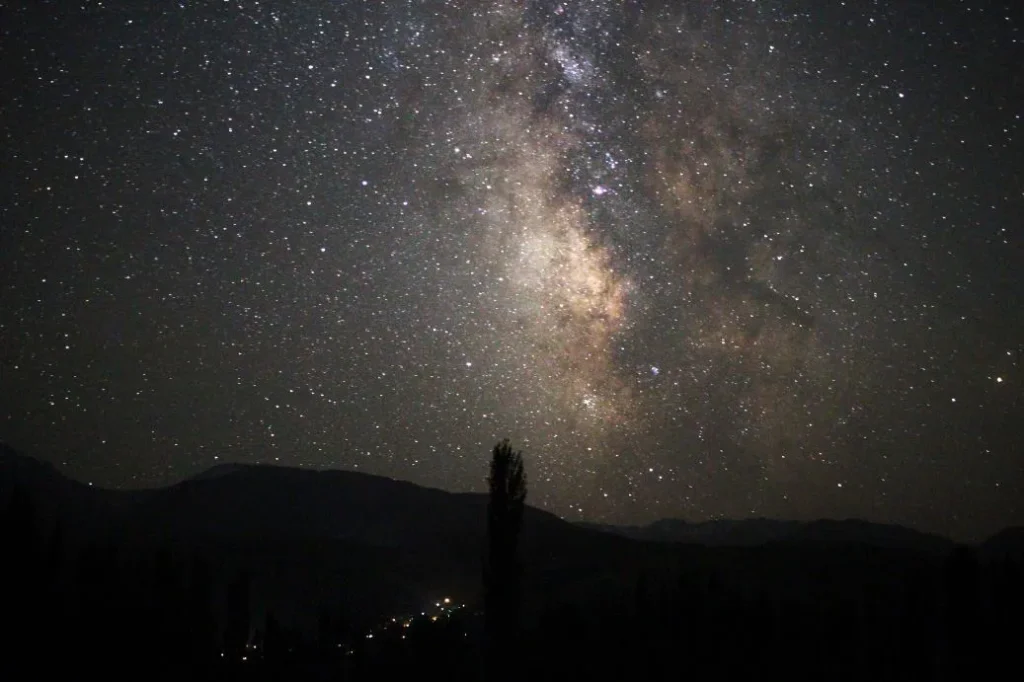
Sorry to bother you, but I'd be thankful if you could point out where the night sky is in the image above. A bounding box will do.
[2,1,1020,540]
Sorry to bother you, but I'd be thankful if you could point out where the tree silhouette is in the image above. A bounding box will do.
[484,439,526,682]
[151,547,186,665]
[224,570,251,661]
[1,483,40,671]
[943,544,980,679]
[186,554,217,665]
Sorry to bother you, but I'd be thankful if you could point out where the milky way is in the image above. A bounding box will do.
[2,1,1021,539]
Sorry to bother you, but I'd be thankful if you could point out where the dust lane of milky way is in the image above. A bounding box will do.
[1,0,1021,540]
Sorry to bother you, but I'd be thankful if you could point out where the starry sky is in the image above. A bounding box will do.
[2,0,1021,540]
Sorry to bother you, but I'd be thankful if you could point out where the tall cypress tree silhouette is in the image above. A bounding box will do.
[484,439,526,682]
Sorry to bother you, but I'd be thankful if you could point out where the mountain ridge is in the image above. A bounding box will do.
[581,516,956,554]
[4,444,1024,634]
[4,444,1019,552]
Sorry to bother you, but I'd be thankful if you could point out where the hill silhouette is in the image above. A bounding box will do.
[3,445,1023,682]
[584,516,955,553]
[3,445,986,555]
[0,446,653,627]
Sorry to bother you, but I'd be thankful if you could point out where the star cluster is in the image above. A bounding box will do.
[1,1,1020,539]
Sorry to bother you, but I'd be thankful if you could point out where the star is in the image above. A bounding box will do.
[0,0,1019,541]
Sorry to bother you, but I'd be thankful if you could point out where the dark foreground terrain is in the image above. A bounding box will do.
[2,445,1021,681]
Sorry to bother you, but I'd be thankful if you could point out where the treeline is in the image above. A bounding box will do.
[516,544,1024,681]
[2,476,1022,680]
[0,482,352,680]
[345,540,1024,681]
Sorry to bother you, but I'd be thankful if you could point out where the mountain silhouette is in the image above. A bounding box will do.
[3,445,1015,635]
[0,446,647,628]
[980,525,1024,559]
[584,516,955,553]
